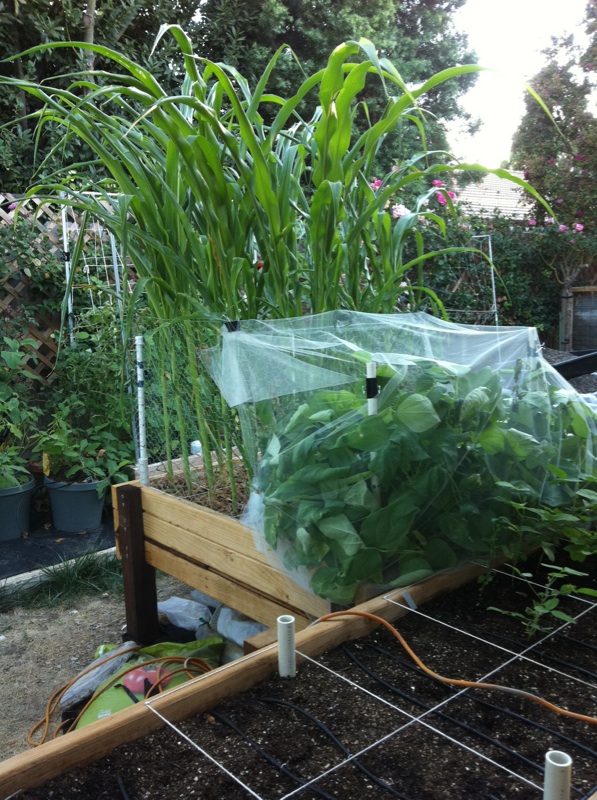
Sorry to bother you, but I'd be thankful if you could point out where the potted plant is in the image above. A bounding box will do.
[37,402,133,533]
[0,337,42,540]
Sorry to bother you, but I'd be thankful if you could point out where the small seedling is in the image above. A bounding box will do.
[488,564,597,637]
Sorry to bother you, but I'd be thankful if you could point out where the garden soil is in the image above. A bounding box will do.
[3,556,597,800]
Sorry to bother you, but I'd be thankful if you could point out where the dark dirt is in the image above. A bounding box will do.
[16,554,597,800]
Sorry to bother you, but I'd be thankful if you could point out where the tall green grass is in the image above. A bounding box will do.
[1,30,548,499]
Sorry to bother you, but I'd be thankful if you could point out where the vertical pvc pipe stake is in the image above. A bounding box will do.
[60,199,75,346]
[543,750,572,800]
[366,362,380,497]
[136,335,149,486]
[366,361,378,416]
[277,615,296,678]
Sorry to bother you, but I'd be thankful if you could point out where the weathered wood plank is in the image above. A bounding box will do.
[142,514,328,620]
[144,541,319,630]
[0,561,487,798]
[141,486,262,560]
[116,485,160,644]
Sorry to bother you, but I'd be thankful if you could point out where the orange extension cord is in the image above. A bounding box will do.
[317,610,597,726]
[31,610,596,747]
[29,647,213,746]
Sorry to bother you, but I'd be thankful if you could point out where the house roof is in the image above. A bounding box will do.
[457,170,534,220]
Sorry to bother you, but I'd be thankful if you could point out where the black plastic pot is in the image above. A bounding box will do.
[0,478,35,541]
[44,476,106,533]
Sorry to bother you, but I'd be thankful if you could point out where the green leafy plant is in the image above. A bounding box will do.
[37,401,133,494]
[254,355,597,603]
[488,564,597,637]
[0,337,42,489]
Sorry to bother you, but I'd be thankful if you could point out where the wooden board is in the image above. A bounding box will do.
[0,561,487,797]
[112,483,331,622]
[144,542,316,630]
[142,514,329,620]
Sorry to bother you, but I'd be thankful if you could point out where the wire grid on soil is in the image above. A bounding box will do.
[18,564,597,800]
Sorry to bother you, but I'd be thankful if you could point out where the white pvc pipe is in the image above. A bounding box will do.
[135,335,149,486]
[60,199,75,346]
[277,615,296,678]
[543,750,572,800]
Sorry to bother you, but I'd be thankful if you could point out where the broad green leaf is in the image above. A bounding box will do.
[425,539,459,569]
[576,488,597,502]
[344,480,380,512]
[295,527,329,564]
[460,387,492,420]
[293,464,352,484]
[1,351,22,369]
[478,424,505,455]
[345,548,383,583]
[360,495,417,550]
[571,407,590,439]
[389,568,434,588]
[339,415,388,451]
[310,567,357,604]
[317,514,362,557]
[296,501,326,526]
[394,393,440,433]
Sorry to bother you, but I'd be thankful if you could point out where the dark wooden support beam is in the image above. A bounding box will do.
[116,484,160,644]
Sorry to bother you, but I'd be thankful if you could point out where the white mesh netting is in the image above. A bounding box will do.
[209,311,597,604]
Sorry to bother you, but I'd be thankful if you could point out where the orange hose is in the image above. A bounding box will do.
[29,652,212,746]
[318,610,597,726]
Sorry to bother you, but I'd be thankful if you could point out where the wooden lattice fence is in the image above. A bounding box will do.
[1,192,135,381]
[0,192,66,381]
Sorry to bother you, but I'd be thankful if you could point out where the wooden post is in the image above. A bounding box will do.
[116,484,160,644]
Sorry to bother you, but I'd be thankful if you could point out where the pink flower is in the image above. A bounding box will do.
[547,157,556,165]
[391,164,400,172]
[558,224,568,232]
[556,198,564,204]
[391,203,410,219]
[369,178,383,190]
[436,192,447,205]
[575,153,584,160]
[447,190,457,200]
[570,239,575,244]
[432,179,443,187]
[545,217,555,225]
[573,223,584,231]
[528,219,537,226]
[8,202,17,211]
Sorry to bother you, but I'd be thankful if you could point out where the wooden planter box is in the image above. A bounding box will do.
[112,482,332,642]
[0,480,489,796]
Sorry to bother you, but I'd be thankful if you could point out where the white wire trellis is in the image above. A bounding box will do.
[139,571,597,800]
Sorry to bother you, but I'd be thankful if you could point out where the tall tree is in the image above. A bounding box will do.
[197,0,479,167]
[510,34,597,229]
[0,0,204,190]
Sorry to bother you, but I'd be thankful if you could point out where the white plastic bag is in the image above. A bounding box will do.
[157,596,212,639]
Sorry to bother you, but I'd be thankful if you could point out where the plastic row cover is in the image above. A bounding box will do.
[209,311,597,604]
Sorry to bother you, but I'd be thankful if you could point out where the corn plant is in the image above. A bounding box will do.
[1,29,548,500]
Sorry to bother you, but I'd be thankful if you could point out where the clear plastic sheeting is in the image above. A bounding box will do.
[208,311,597,604]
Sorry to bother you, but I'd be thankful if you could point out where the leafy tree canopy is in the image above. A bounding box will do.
[1,0,478,189]
[0,0,204,189]
[510,18,597,230]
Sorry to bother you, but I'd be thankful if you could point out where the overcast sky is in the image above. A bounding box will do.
[447,0,589,166]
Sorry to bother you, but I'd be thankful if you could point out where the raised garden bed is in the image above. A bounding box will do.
[4,554,597,799]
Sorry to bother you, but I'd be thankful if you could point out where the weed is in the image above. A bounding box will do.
[0,552,123,613]
[488,564,597,637]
